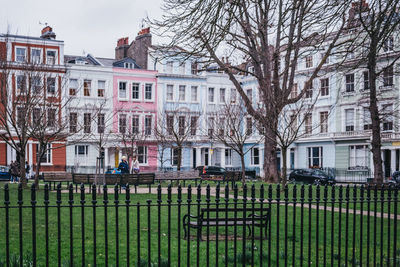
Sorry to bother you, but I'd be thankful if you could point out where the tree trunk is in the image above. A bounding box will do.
[263,129,279,183]
[19,152,27,187]
[368,43,384,184]
[177,146,182,171]
[240,153,246,184]
[34,162,40,189]
[281,146,288,187]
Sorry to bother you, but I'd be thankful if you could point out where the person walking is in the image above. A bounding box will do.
[118,156,130,174]
[25,161,30,180]
[9,161,15,183]
[130,155,140,174]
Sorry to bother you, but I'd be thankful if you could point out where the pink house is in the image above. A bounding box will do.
[111,63,158,172]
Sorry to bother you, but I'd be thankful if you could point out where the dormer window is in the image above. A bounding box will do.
[124,62,134,69]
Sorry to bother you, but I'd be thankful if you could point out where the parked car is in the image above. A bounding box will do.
[196,166,226,177]
[289,169,335,185]
[0,165,11,181]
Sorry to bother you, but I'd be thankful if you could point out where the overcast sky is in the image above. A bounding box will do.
[0,0,164,58]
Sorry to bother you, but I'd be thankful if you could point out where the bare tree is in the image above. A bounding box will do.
[210,103,262,182]
[341,0,400,184]
[0,37,67,187]
[150,0,351,182]
[154,106,201,171]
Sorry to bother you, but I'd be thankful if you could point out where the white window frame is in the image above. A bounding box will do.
[75,145,89,157]
[137,146,148,165]
[251,147,260,165]
[30,48,42,64]
[208,87,215,103]
[83,113,91,133]
[46,49,57,65]
[132,115,140,134]
[307,147,323,168]
[118,81,128,100]
[225,149,232,166]
[230,88,237,104]
[345,109,354,132]
[97,80,106,97]
[320,111,328,133]
[15,47,26,62]
[349,145,368,169]
[38,144,52,165]
[69,78,78,96]
[166,84,174,101]
[219,88,226,103]
[83,79,91,97]
[144,83,154,101]
[144,115,152,136]
[191,86,198,102]
[320,78,329,97]
[16,74,26,94]
[345,73,355,93]
[132,82,141,101]
[246,89,253,103]
[119,114,127,133]
[171,147,179,166]
[46,76,56,95]
[179,85,186,102]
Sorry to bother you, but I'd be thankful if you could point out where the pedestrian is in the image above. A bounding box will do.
[118,156,129,174]
[9,161,15,183]
[130,155,140,174]
[25,161,30,179]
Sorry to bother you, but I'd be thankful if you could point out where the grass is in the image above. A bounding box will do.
[0,181,399,266]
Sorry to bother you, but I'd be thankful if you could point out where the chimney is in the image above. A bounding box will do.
[348,0,369,28]
[127,27,152,69]
[115,37,129,60]
[40,26,56,40]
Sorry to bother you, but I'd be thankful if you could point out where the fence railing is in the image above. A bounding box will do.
[0,183,399,266]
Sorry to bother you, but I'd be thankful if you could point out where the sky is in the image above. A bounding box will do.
[0,0,164,58]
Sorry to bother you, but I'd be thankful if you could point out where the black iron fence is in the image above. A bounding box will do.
[0,183,399,266]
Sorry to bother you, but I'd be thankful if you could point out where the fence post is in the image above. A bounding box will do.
[206,184,211,267]
[267,184,272,267]
[125,184,131,267]
[187,184,192,267]
[177,184,182,267]
[18,183,23,267]
[259,184,265,267]
[4,184,10,267]
[167,184,172,267]
[291,185,297,267]
[242,183,247,267]
[315,185,321,267]
[250,184,256,267]
[114,184,120,267]
[197,184,202,267]
[68,184,74,267]
[308,185,312,266]
[337,185,343,267]
[103,184,109,266]
[157,184,162,267]
[80,183,86,267]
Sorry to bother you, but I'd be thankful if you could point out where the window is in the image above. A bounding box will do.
[124,62,133,69]
[180,63,185,74]
[167,85,174,101]
[132,83,140,100]
[70,113,77,133]
[383,37,394,52]
[383,66,393,87]
[31,48,41,64]
[251,147,260,165]
[98,113,105,134]
[32,108,41,125]
[32,76,41,94]
[191,86,198,102]
[75,145,89,156]
[47,109,56,127]
[191,62,198,75]
[306,55,313,68]
[305,82,313,98]
[119,114,127,133]
[179,85,186,101]
[307,147,323,168]
[46,50,56,64]
[98,81,105,97]
[69,79,78,96]
[345,109,354,132]
[225,149,232,166]
[37,144,52,164]
[84,113,91,133]
[219,118,225,136]
[145,115,152,135]
[167,115,174,135]
[16,47,26,62]
[220,88,226,103]
[132,115,139,134]
[230,88,237,103]
[345,74,354,92]
[190,116,198,136]
[137,146,148,164]
[145,84,152,100]
[171,147,179,166]
[208,87,215,103]
[83,80,91,96]
[178,116,185,136]
[289,114,297,134]
[363,71,370,90]
[382,104,393,131]
[208,117,215,137]
[47,77,56,94]
[363,108,372,130]
[291,83,298,99]
[119,82,127,99]
[320,78,329,96]
[16,75,26,93]
[246,117,253,135]
[349,145,368,169]
[320,111,328,133]
[166,61,173,73]
[246,89,252,103]
[305,114,312,134]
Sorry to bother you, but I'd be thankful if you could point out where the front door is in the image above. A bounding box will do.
[193,148,197,168]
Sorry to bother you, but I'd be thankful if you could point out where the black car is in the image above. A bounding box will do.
[0,165,11,181]
[289,169,335,185]
[196,166,226,177]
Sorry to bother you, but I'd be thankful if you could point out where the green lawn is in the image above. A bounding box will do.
[0,182,399,266]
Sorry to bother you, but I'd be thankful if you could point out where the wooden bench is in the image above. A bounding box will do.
[42,172,73,190]
[183,207,270,240]
[72,173,155,193]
